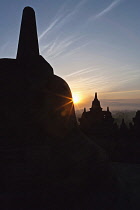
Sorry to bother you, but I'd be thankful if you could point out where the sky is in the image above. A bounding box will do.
[0,0,140,110]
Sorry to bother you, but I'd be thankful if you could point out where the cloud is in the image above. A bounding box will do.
[64,67,92,78]
[89,0,122,21]
[39,17,62,41]
[42,35,83,59]
[67,68,109,94]
[61,0,87,22]
[62,41,91,58]
[39,0,87,41]
[102,90,140,95]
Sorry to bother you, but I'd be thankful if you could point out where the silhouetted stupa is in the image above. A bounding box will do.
[90,92,102,112]
[1,7,77,138]
[79,92,114,135]
[0,7,117,209]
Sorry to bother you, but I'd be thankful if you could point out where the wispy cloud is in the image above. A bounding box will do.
[66,66,110,94]
[39,0,87,41]
[60,0,87,22]
[96,0,122,19]
[89,0,122,21]
[66,61,140,98]
[62,41,91,58]
[64,67,93,78]
[38,2,67,41]
[39,17,62,41]
[42,35,83,59]
[102,90,140,95]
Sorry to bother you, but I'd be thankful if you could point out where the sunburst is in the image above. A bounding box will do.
[72,92,81,104]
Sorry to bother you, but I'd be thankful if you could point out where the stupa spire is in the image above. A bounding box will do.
[16,7,39,60]
[90,92,102,111]
[95,92,97,99]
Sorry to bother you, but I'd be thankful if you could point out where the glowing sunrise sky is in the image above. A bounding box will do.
[0,0,140,110]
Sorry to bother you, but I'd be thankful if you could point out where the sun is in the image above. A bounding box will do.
[72,92,81,104]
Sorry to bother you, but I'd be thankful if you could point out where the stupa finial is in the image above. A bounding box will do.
[16,7,39,59]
